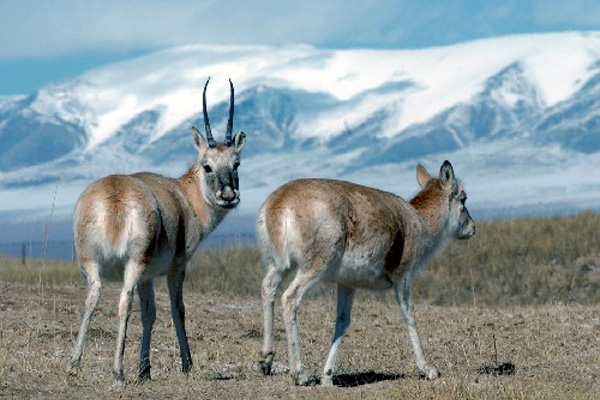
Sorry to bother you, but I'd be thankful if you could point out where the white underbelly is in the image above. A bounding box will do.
[324,257,393,291]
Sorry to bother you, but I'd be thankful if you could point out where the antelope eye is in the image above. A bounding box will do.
[203,164,213,173]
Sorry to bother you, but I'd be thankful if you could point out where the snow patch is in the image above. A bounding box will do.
[16,31,600,147]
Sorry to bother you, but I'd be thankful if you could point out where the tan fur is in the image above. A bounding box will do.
[102,179,127,247]
[257,162,475,386]
[410,179,449,236]
[179,164,211,227]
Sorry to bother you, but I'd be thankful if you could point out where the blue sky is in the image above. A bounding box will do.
[1,0,599,95]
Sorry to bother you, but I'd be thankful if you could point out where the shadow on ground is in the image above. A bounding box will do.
[477,362,516,376]
[331,371,407,387]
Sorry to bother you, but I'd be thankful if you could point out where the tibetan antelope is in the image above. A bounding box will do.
[66,79,247,383]
[257,161,475,385]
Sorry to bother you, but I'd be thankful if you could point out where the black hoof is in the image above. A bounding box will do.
[182,362,193,374]
[137,365,151,383]
[259,360,272,376]
[65,365,79,377]
[112,372,126,388]
[293,371,311,386]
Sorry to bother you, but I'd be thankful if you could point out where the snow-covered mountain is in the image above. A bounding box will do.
[1,31,600,224]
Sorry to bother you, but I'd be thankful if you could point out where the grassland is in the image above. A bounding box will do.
[1,212,599,399]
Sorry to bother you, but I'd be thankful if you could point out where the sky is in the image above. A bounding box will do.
[1,0,600,95]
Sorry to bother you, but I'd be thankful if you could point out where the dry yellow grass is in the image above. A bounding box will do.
[2,212,599,305]
[419,212,600,306]
[1,283,599,399]
[0,212,599,398]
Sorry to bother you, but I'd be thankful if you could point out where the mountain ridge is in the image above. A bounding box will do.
[1,31,600,221]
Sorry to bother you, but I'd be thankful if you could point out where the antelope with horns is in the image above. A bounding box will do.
[257,161,475,386]
[66,78,247,383]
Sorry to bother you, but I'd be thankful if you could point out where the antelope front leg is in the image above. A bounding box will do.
[137,280,156,382]
[321,284,355,386]
[394,278,439,380]
[168,266,193,373]
[259,264,285,376]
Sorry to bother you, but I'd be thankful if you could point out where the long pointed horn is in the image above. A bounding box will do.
[203,78,216,148]
[226,78,235,146]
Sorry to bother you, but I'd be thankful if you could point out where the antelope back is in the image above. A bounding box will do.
[257,179,411,267]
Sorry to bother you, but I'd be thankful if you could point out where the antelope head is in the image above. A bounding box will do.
[416,161,476,240]
[193,78,246,209]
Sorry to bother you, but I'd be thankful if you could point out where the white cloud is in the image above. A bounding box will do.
[0,0,411,58]
[2,0,600,59]
[0,0,503,59]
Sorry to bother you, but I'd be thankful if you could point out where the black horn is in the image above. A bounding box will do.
[203,78,216,148]
[226,78,235,146]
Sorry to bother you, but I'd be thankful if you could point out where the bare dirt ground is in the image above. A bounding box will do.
[1,281,600,399]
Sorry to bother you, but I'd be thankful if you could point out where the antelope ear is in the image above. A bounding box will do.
[439,160,455,187]
[192,126,207,151]
[416,164,432,188]
[233,131,246,152]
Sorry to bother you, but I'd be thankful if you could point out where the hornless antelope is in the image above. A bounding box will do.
[257,161,475,386]
[66,79,247,383]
